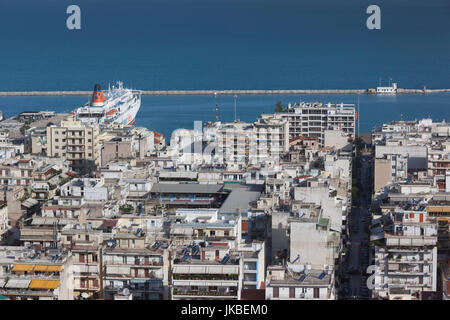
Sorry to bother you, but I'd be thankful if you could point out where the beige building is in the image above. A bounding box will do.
[99,126,155,166]
[61,226,103,299]
[374,158,392,193]
[46,117,99,174]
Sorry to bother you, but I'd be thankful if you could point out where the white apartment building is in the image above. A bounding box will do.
[272,102,356,147]
[373,209,438,300]
[216,117,289,166]
[0,203,8,242]
[60,178,111,201]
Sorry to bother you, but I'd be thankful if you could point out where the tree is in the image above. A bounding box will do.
[275,101,283,113]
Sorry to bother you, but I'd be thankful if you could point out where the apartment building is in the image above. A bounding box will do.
[171,243,240,300]
[373,207,438,300]
[103,233,168,300]
[427,145,450,192]
[374,144,428,193]
[0,159,34,187]
[215,117,289,167]
[238,241,266,291]
[0,246,73,300]
[47,117,100,174]
[60,225,103,299]
[426,193,450,255]
[265,265,335,300]
[0,203,7,242]
[273,102,356,147]
[99,126,155,166]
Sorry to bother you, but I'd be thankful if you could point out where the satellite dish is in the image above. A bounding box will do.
[81,292,89,299]
[122,288,130,296]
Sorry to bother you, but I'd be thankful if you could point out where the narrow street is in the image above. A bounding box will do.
[340,151,373,299]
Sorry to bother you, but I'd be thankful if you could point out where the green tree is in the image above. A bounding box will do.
[275,101,283,113]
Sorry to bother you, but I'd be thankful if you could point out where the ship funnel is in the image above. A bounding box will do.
[92,84,106,106]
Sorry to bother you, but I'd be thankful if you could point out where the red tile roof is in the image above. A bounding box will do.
[289,136,317,143]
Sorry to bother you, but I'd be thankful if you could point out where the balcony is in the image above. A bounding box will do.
[74,286,99,291]
[172,274,238,281]
[172,288,238,297]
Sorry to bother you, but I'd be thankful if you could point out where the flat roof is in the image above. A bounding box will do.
[159,171,198,179]
[151,183,225,194]
[219,184,262,215]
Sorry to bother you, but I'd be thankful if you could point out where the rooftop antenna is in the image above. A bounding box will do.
[214,92,219,122]
[233,94,238,122]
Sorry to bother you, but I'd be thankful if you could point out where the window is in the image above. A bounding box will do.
[210,230,215,236]
[273,287,279,298]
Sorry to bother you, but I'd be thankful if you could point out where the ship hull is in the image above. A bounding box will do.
[108,96,140,126]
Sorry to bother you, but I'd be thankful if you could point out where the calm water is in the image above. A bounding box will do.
[0,93,449,139]
[0,0,449,91]
[0,0,449,138]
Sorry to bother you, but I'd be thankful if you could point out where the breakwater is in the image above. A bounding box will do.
[0,88,449,96]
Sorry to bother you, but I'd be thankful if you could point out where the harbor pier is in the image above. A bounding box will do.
[0,88,449,96]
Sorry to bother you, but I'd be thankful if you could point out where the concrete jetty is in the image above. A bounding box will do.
[0,88,449,96]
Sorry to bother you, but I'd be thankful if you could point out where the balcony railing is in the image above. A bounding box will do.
[172,289,237,297]
[172,274,239,281]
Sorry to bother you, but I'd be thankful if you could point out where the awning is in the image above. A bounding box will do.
[29,280,60,290]
[34,265,49,272]
[12,264,35,272]
[5,279,31,289]
[46,265,62,272]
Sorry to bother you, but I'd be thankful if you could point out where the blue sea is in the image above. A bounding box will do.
[0,0,449,138]
[0,93,449,139]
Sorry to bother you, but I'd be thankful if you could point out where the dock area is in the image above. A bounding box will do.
[0,88,449,96]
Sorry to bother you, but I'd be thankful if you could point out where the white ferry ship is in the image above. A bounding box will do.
[74,82,141,126]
